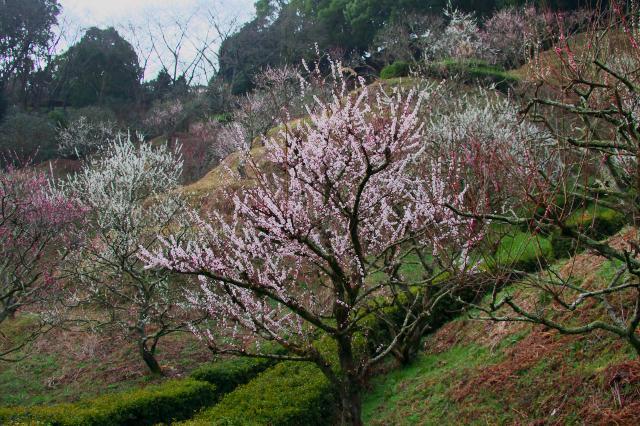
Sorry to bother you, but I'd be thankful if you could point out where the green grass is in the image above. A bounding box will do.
[362,243,640,425]
[362,344,501,425]
[0,320,210,406]
[380,61,411,79]
[362,313,638,425]
[484,230,554,272]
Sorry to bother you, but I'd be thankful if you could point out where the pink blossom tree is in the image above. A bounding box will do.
[0,167,83,360]
[143,72,485,424]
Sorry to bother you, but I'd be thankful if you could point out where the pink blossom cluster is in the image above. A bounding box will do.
[1,166,85,321]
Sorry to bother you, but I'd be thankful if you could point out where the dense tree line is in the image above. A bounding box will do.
[217,0,605,93]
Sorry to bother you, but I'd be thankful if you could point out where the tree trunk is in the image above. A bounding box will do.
[337,381,363,426]
[139,340,163,376]
[336,334,363,425]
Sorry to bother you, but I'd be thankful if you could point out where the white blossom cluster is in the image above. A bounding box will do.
[57,116,119,159]
[426,7,489,62]
[60,133,189,348]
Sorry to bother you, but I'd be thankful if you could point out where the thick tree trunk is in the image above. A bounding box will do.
[139,340,163,376]
[336,334,363,426]
[337,381,363,426]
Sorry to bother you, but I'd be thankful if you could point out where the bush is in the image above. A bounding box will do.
[380,61,411,79]
[0,111,58,162]
[0,88,7,122]
[565,205,625,239]
[552,205,626,258]
[190,356,278,394]
[0,379,217,426]
[182,362,336,426]
[48,109,68,128]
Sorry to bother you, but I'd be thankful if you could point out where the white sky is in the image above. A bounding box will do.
[58,0,256,84]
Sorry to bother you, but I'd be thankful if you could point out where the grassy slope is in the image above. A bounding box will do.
[362,241,640,425]
[0,319,210,406]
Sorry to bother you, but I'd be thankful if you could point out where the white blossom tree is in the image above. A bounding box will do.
[57,115,119,159]
[142,71,486,424]
[61,134,192,375]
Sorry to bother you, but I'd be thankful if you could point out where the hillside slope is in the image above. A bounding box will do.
[362,240,640,425]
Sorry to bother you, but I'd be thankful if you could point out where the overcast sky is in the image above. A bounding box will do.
[58,0,256,83]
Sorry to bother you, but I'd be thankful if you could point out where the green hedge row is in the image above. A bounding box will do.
[425,58,519,91]
[380,61,411,79]
[0,379,217,426]
[0,354,282,425]
[189,356,277,395]
[180,362,336,426]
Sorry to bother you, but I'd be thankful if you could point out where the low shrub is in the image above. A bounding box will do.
[552,205,626,258]
[0,379,217,426]
[380,61,411,79]
[182,362,336,426]
[565,205,625,240]
[0,111,58,162]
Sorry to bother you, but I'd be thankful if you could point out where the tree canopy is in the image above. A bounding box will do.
[52,27,142,107]
[0,0,60,104]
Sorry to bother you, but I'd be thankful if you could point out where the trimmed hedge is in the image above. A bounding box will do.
[486,231,554,272]
[0,354,285,425]
[552,205,626,258]
[190,356,277,394]
[380,61,411,79]
[425,59,519,91]
[181,362,335,426]
[0,379,217,426]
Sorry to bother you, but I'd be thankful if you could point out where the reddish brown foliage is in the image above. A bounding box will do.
[451,330,565,403]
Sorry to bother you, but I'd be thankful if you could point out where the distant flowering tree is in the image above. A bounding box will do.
[232,65,302,146]
[142,70,485,424]
[482,8,530,68]
[427,7,488,62]
[232,62,334,147]
[0,167,83,360]
[143,98,184,137]
[371,14,444,64]
[426,91,554,212]
[57,115,119,160]
[61,134,192,375]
